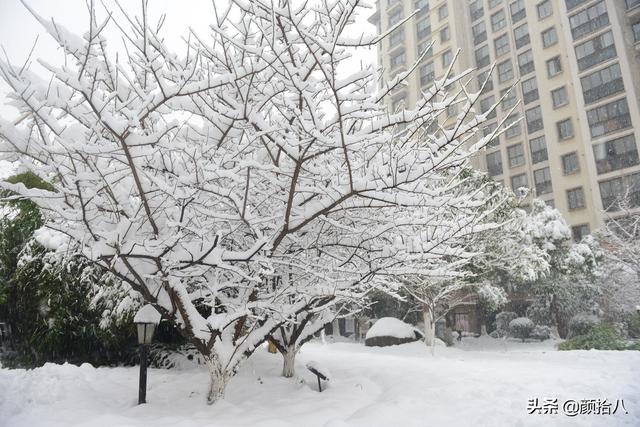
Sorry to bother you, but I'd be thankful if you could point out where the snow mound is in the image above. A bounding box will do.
[366,317,422,340]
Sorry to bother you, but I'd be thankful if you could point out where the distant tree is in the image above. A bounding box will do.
[520,200,600,338]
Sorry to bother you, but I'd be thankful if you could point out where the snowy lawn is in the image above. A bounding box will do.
[1,338,638,427]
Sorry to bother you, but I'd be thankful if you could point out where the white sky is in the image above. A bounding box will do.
[0,0,377,178]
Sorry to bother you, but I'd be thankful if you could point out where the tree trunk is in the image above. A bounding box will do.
[205,357,228,405]
[481,324,487,336]
[423,305,434,349]
[281,345,297,378]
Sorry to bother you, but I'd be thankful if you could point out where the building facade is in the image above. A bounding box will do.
[369,0,640,239]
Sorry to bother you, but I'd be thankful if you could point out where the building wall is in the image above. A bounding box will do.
[369,0,640,238]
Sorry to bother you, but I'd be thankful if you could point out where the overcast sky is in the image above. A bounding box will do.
[0,0,377,178]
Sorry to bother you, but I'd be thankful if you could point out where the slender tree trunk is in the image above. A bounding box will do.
[281,345,297,378]
[423,304,434,349]
[205,356,229,404]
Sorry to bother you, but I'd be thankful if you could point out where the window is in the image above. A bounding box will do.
[537,0,552,19]
[514,24,530,49]
[525,106,543,134]
[572,224,590,242]
[416,19,431,39]
[632,21,640,43]
[593,134,639,174]
[627,0,640,10]
[518,50,535,75]
[534,167,553,195]
[490,0,503,8]
[389,8,404,27]
[475,45,490,68]
[494,34,510,57]
[511,173,528,191]
[483,122,500,148]
[419,62,435,86]
[505,114,521,139]
[438,4,448,20]
[389,28,404,48]
[562,152,580,175]
[417,39,433,59]
[546,56,562,77]
[487,151,503,176]
[551,86,568,109]
[442,49,453,67]
[390,49,406,68]
[575,31,616,72]
[440,26,450,43]
[569,1,609,41]
[447,104,458,117]
[598,173,640,211]
[491,9,506,31]
[415,0,429,16]
[521,78,539,104]
[530,136,548,163]
[510,0,526,23]
[480,96,497,120]
[566,0,588,11]
[587,98,631,138]
[392,94,406,111]
[473,21,487,45]
[478,71,493,93]
[541,27,557,48]
[567,187,585,210]
[470,0,484,21]
[580,63,624,105]
[557,119,574,140]
[500,88,517,111]
[498,59,514,83]
[508,143,525,168]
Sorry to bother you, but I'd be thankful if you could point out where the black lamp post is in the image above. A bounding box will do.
[134,305,161,404]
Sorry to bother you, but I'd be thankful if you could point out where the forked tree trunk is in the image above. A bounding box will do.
[205,357,229,404]
[281,345,297,378]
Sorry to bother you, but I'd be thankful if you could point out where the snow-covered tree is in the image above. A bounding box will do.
[1,1,504,402]
[596,198,640,320]
[520,200,599,337]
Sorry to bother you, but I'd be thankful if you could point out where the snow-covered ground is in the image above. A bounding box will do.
[1,338,638,427]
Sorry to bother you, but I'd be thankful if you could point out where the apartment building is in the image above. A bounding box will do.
[369,0,640,240]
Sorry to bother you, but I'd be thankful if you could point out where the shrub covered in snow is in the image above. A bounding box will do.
[365,317,423,347]
[567,314,600,339]
[559,324,627,351]
[494,312,518,336]
[530,325,551,341]
[509,317,534,342]
[148,344,207,369]
[626,312,640,339]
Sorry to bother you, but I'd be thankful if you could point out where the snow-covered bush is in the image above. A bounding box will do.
[148,344,206,369]
[525,300,553,326]
[559,324,626,351]
[567,314,600,339]
[494,312,518,336]
[625,312,640,339]
[530,325,551,341]
[509,317,534,342]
